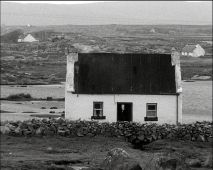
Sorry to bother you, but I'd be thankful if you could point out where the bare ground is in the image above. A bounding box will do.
[0,135,212,170]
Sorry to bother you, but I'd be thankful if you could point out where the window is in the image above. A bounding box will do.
[144,103,158,121]
[91,102,106,119]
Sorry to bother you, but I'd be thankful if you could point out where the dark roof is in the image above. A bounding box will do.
[18,33,34,39]
[18,34,25,39]
[182,45,197,53]
[74,53,176,95]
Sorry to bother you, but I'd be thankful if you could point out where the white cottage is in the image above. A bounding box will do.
[181,44,205,57]
[18,34,39,43]
[65,52,182,124]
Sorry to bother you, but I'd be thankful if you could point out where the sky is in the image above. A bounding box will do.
[7,1,203,4]
[7,1,105,4]
[2,1,212,25]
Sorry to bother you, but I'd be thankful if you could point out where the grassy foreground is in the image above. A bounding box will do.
[0,135,212,170]
[0,119,212,170]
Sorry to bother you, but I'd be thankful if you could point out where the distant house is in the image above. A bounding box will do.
[50,34,65,42]
[150,28,156,33]
[18,34,39,43]
[181,44,205,57]
[65,52,183,124]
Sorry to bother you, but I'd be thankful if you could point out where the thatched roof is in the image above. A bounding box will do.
[73,53,176,95]
[182,44,197,53]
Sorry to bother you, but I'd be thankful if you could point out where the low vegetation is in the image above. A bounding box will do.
[2,93,65,101]
[1,119,212,170]
[0,29,23,43]
[1,25,212,85]
[6,93,32,101]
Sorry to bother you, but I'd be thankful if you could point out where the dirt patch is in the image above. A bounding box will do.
[0,135,212,170]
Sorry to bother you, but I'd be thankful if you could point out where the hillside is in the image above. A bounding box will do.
[0,25,212,85]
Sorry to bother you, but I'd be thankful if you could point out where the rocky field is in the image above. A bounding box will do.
[0,119,212,170]
[0,25,212,85]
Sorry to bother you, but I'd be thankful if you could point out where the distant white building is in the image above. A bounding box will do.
[150,28,156,33]
[27,24,32,27]
[181,44,205,57]
[18,34,39,43]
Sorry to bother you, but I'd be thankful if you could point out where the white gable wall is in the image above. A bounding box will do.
[193,45,205,57]
[181,44,205,57]
[23,34,38,42]
[65,93,180,124]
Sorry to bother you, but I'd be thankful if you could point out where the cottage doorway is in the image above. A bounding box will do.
[117,103,132,121]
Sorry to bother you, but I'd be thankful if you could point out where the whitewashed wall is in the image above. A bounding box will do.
[65,93,180,124]
[193,46,205,57]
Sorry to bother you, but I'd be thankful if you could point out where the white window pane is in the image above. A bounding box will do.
[93,102,103,116]
[147,111,157,117]
[146,103,157,117]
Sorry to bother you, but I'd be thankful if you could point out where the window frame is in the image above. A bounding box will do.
[92,102,105,120]
[144,103,158,121]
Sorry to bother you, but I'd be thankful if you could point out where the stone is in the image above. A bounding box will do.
[5,123,16,131]
[154,153,189,170]
[183,134,191,141]
[71,166,91,170]
[207,136,213,143]
[28,125,35,134]
[197,135,205,142]
[137,135,144,141]
[45,130,55,136]
[35,127,44,135]
[55,118,65,124]
[186,158,201,167]
[77,132,84,137]
[167,133,174,139]
[203,153,213,168]
[23,130,32,136]
[14,127,22,135]
[0,126,11,134]
[19,122,28,129]
[57,130,66,136]
[101,148,142,170]
[87,133,95,137]
[46,147,53,152]
[47,164,66,170]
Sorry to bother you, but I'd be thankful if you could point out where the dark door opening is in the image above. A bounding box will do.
[117,103,132,121]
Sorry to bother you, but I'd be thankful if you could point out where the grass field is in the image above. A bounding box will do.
[1,135,212,170]
[1,25,212,85]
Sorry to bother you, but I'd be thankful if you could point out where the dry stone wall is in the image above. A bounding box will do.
[0,119,212,149]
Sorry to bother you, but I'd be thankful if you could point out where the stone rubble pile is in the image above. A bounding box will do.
[0,119,212,148]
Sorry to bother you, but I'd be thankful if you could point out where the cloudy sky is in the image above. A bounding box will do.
[1,1,212,25]
[7,1,204,4]
[8,1,103,4]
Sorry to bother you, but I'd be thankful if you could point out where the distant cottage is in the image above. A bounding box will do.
[18,34,39,43]
[150,28,156,33]
[181,44,205,57]
[65,52,182,124]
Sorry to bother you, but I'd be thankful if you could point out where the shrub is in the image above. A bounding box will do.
[1,29,23,43]
[47,97,53,101]
[7,93,32,100]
